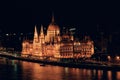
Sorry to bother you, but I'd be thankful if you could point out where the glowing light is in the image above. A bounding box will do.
[6,34,9,36]
[69,28,76,31]
[65,67,68,73]
[21,17,94,59]
[107,56,111,60]
[116,56,120,60]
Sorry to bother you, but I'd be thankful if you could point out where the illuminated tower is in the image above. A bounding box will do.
[33,26,38,43]
[46,14,60,43]
[52,13,55,23]
[33,26,39,55]
[39,25,45,44]
[39,25,45,55]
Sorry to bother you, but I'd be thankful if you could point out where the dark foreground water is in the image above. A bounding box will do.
[0,58,120,80]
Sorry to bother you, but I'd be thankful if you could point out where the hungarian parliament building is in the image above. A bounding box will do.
[22,16,94,58]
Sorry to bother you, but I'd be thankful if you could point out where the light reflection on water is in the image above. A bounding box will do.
[0,58,120,80]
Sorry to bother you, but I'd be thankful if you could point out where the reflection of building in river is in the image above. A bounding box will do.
[22,15,94,58]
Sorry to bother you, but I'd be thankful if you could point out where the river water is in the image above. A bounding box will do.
[0,58,120,80]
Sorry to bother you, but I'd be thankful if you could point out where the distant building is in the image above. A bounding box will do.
[22,15,94,58]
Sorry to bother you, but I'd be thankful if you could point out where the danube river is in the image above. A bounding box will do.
[0,58,120,80]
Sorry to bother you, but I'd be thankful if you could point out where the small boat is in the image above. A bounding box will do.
[40,64,46,66]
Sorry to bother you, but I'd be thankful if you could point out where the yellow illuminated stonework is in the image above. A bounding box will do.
[22,15,94,58]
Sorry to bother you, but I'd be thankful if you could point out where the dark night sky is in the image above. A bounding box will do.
[0,0,120,34]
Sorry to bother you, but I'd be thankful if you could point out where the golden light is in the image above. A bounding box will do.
[107,56,111,60]
[21,16,94,59]
[116,56,120,60]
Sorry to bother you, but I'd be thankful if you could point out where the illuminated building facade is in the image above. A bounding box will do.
[22,16,94,58]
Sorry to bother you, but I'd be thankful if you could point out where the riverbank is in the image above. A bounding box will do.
[0,52,120,70]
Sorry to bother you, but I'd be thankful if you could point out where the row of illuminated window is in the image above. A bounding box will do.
[60,47,73,52]
[74,45,93,48]
[74,48,92,51]
[60,53,73,56]
[81,50,91,53]
[74,50,92,54]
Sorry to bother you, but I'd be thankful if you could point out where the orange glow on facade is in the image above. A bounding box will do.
[22,15,94,58]
[116,56,120,60]
[107,56,111,61]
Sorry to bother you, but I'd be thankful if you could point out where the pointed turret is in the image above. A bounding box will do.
[33,25,38,43]
[38,25,45,55]
[33,25,39,55]
[40,24,44,36]
[39,25,45,44]
[52,12,55,23]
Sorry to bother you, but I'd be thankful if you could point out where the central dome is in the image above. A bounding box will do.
[48,22,60,31]
[47,14,60,31]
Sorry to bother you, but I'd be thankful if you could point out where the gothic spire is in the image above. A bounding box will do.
[34,25,38,37]
[52,12,54,23]
[39,25,45,44]
[40,24,44,36]
[33,25,38,42]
